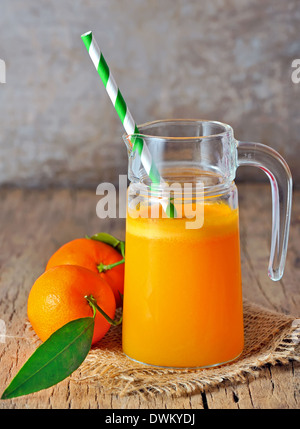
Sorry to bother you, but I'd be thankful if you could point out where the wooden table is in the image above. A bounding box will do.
[0,183,299,409]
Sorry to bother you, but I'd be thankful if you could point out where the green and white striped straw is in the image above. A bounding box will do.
[81,31,175,217]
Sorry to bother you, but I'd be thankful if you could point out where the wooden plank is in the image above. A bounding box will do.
[0,185,299,409]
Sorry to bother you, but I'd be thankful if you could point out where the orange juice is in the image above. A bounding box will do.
[122,201,244,367]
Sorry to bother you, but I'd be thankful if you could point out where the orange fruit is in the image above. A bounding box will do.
[46,238,124,307]
[27,265,116,345]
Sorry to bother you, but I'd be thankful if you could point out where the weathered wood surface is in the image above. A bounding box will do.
[0,184,299,409]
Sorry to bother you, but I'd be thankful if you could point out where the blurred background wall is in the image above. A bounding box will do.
[0,0,299,188]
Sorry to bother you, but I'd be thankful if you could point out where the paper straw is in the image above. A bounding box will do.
[81,31,175,217]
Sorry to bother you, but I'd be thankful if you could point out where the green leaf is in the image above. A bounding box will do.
[118,241,125,258]
[89,232,125,257]
[1,317,94,399]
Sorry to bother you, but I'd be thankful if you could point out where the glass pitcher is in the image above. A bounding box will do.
[122,119,292,368]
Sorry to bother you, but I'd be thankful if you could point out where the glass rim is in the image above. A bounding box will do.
[128,178,237,198]
[123,118,233,141]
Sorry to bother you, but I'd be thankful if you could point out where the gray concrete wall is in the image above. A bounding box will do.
[0,0,299,188]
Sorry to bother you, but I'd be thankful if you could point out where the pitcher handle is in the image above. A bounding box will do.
[237,141,293,281]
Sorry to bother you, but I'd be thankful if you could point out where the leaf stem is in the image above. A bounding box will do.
[85,295,122,326]
[97,258,125,273]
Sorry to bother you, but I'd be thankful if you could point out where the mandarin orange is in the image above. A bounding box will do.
[46,238,124,307]
[27,265,116,345]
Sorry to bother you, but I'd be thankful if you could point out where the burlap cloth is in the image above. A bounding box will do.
[71,300,300,397]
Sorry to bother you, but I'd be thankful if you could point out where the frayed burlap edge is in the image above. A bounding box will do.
[71,300,300,398]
